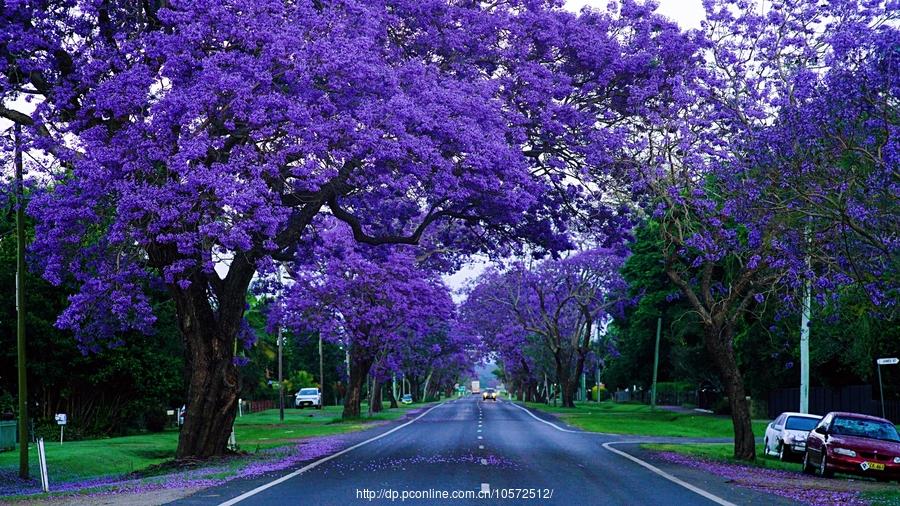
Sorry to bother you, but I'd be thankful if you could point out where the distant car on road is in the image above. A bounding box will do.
[764,412,821,461]
[400,394,413,405]
[482,388,498,401]
[803,411,900,482]
[294,388,322,409]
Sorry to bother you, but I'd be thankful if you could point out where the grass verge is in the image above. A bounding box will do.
[0,402,425,486]
[524,401,769,438]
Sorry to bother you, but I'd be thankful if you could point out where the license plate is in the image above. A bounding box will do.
[861,462,885,471]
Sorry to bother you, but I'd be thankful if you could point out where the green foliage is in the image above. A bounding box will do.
[603,222,718,391]
[241,296,346,405]
[0,209,185,437]
[606,221,900,404]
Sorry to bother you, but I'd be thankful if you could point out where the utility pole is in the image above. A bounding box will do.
[277,265,284,422]
[318,331,324,406]
[651,317,661,410]
[14,124,29,479]
[799,272,811,414]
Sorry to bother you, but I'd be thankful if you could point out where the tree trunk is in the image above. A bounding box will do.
[370,377,383,413]
[343,349,373,419]
[555,354,576,408]
[387,386,398,409]
[172,280,244,460]
[410,378,422,402]
[422,370,433,401]
[562,352,587,408]
[705,319,756,461]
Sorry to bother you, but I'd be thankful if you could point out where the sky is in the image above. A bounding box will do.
[564,0,706,28]
[443,0,708,300]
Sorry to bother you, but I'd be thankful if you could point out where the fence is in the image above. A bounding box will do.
[246,399,276,413]
[767,385,900,423]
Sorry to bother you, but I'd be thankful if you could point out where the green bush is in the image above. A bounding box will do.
[712,397,731,415]
[144,408,168,432]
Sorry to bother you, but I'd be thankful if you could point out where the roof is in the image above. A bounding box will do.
[829,411,892,422]
[777,412,821,418]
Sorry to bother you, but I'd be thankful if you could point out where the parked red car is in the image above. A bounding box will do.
[803,411,900,482]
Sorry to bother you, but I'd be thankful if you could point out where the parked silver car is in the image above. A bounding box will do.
[764,411,821,461]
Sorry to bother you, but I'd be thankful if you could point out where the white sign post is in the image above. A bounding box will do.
[876,358,898,419]
[54,414,66,444]
[37,437,49,492]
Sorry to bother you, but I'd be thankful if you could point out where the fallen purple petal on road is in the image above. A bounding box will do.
[654,451,869,506]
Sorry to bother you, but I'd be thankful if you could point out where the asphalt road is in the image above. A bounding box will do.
[174,396,797,506]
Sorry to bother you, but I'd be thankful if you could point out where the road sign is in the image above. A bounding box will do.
[54,414,66,425]
[877,358,898,418]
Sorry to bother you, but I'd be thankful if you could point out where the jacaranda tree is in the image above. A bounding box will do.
[2,0,575,457]
[614,0,897,460]
[2,0,698,458]
[275,222,454,419]
[463,248,628,407]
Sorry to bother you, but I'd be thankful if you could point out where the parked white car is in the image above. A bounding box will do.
[764,411,821,461]
[294,388,322,409]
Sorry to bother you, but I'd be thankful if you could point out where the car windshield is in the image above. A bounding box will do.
[831,417,900,442]
[299,389,318,395]
[486,389,495,393]
[402,395,412,399]
[785,416,819,431]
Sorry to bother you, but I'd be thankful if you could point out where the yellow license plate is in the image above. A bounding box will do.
[865,462,885,471]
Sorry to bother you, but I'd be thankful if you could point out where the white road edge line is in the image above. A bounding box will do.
[506,402,583,433]
[602,442,736,506]
[508,402,734,506]
[218,402,446,506]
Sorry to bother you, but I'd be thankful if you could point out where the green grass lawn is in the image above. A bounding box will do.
[641,442,796,471]
[524,401,769,438]
[0,402,425,484]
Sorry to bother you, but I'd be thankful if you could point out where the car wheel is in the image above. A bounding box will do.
[316,404,322,410]
[818,453,834,478]
[802,451,815,474]
[778,441,788,462]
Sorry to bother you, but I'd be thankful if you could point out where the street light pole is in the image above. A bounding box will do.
[14,123,29,479]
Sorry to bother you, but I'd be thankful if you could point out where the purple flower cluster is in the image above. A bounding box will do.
[460,248,630,403]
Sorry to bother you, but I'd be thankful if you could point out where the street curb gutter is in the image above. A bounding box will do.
[217,402,446,506]
[508,402,736,506]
